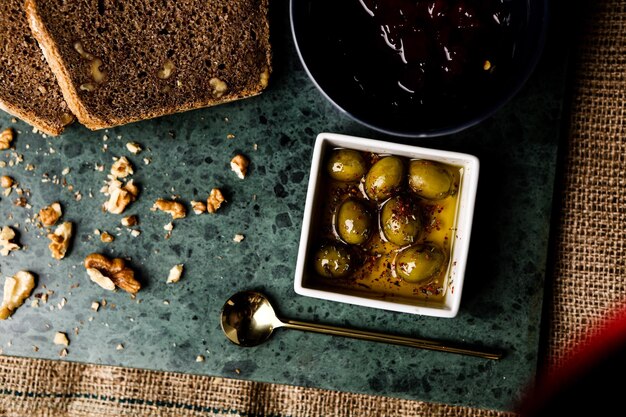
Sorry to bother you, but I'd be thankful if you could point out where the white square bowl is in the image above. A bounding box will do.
[294,133,480,318]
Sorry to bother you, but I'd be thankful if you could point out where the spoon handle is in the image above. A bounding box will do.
[279,319,503,360]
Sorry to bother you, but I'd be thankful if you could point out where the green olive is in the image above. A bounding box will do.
[364,156,405,201]
[326,149,368,182]
[395,244,446,283]
[336,198,373,245]
[313,243,352,278]
[381,196,422,246]
[408,160,454,200]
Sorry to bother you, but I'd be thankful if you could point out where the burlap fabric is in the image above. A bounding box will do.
[1,1,623,415]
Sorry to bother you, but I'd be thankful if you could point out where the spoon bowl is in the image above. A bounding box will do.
[220,291,280,347]
[220,291,503,359]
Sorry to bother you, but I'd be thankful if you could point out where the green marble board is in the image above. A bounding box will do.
[0,1,570,411]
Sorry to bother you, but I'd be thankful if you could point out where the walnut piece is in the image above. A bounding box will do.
[157,59,175,79]
[121,215,138,227]
[152,199,186,219]
[0,176,13,188]
[209,77,228,98]
[230,154,249,180]
[105,180,139,214]
[54,332,69,346]
[260,66,270,88]
[86,268,116,291]
[47,222,73,260]
[166,264,184,284]
[111,156,133,178]
[191,201,207,215]
[125,142,142,154]
[0,226,20,256]
[0,271,35,320]
[0,128,14,150]
[39,202,62,226]
[84,253,141,294]
[233,234,245,243]
[100,231,114,243]
[207,188,226,213]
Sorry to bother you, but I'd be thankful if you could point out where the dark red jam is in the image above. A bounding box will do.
[301,0,525,134]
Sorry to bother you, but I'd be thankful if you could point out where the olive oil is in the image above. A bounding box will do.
[309,149,460,305]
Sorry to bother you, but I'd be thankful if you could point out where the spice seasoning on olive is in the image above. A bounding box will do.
[395,244,446,284]
[408,160,454,200]
[364,156,405,201]
[336,198,374,245]
[313,243,353,278]
[326,149,368,182]
[381,196,422,246]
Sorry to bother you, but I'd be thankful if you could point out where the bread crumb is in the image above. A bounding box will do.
[166,264,184,284]
[233,234,245,243]
[91,301,100,312]
[163,222,174,232]
[196,355,205,362]
[116,344,124,350]
[59,348,68,357]
[54,332,69,346]
[130,230,141,237]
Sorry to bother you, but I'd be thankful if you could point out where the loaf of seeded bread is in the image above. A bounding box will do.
[25,0,271,130]
[0,0,74,136]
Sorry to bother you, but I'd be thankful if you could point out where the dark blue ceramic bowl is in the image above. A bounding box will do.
[290,0,548,138]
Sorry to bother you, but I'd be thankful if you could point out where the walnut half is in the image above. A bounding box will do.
[0,271,35,320]
[84,253,140,294]
[47,222,73,260]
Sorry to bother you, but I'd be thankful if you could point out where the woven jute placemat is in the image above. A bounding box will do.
[1,1,624,415]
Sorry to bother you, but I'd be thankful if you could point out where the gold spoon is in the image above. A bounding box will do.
[220,291,503,360]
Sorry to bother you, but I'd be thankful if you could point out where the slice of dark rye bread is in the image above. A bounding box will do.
[25,0,272,131]
[0,0,74,136]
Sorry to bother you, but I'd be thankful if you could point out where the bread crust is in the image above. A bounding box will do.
[25,0,272,131]
[0,0,74,136]
[25,0,103,130]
